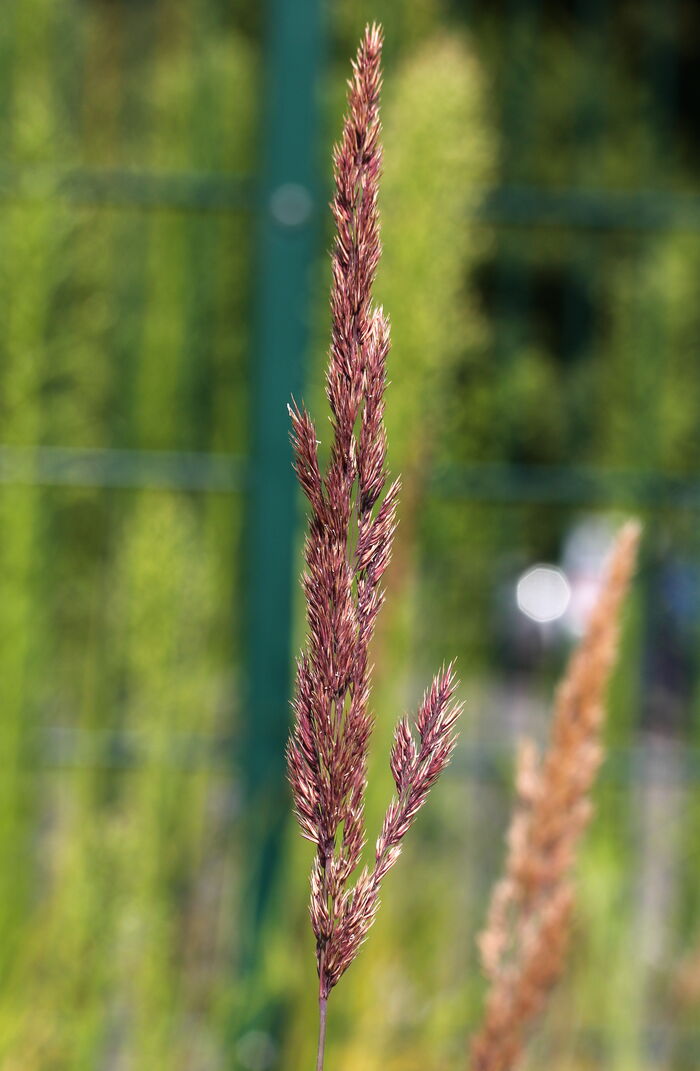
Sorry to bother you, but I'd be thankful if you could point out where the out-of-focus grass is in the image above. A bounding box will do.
[0,1,256,1065]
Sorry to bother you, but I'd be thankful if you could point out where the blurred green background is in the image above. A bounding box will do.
[1,0,700,1067]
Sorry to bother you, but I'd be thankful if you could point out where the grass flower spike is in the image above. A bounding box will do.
[286,24,462,1070]
[470,521,640,1071]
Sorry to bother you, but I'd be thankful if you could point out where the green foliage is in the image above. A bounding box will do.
[108,493,223,1068]
[0,0,255,1065]
[378,31,496,474]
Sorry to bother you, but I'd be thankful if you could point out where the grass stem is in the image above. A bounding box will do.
[316,995,328,1071]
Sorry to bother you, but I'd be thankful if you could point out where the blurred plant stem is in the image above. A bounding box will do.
[316,995,328,1071]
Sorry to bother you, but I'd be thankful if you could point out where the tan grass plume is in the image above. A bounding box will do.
[470,520,641,1071]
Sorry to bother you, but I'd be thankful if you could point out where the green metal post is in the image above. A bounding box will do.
[243,0,322,941]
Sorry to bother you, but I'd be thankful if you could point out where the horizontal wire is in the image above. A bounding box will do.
[0,444,247,492]
[1,166,700,231]
[0,165,254,212]
[16,726,699,781]
[3,447,700,509]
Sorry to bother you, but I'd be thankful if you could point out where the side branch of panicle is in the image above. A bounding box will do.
[316,664,463,995]
[470,521,640,1071]
[378,664,463,880]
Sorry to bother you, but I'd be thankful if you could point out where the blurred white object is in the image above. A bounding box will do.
[562,516,618,636]
[516,565,571,623]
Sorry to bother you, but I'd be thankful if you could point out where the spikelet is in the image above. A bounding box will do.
[470,521,641,1071]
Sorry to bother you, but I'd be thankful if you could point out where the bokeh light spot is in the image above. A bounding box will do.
[516,565,571,623]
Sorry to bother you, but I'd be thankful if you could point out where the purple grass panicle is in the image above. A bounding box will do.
[286,23,463,1069]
